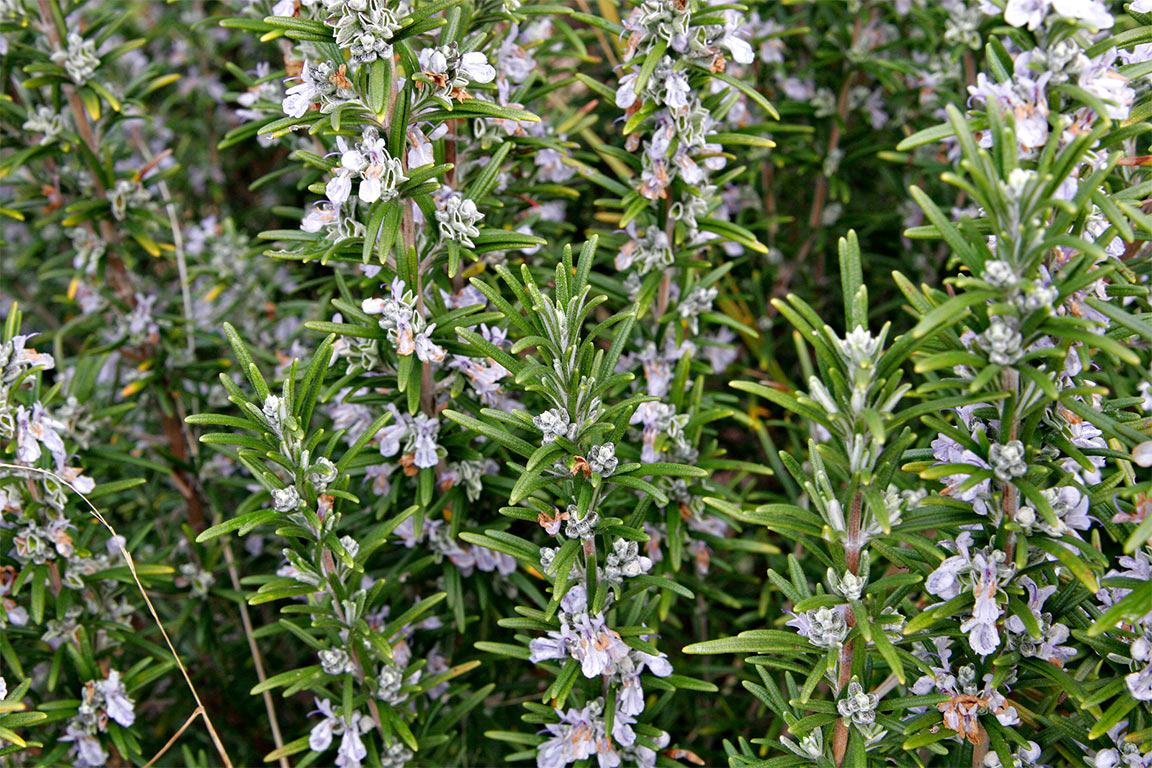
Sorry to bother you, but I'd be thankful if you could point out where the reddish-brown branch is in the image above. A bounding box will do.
[832,489,864,766]
[655,196,676,320]
[771,10,877,314]
[35,0,134,307]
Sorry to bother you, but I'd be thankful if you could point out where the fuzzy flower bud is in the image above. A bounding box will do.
[319,648,356,676]
[979,316,1023,366]
[587,443,618,476]
[272,486,302,512]
[533,407,574,444]
[989,440,1028,482]
[981,260,1017,288]
[564,505,600,540]
[836,678,878,725]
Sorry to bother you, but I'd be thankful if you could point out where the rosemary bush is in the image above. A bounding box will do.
[2,0,1152,766]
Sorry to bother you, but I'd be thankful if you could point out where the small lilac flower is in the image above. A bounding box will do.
[411,413,440,468]
[309,699,373,768]
[62,721,107,768]
[96,670,135,728]
[1005,577,1075,666]
[15,403,67,467]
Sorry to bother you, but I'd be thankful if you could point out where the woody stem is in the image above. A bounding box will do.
[36,0,134,306]
[321,547,387,737]
[1001,367,1020,563]
[832,488,864,766]
[655,197,675,321]
[397,112,436,421]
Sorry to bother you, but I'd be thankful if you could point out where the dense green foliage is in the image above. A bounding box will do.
[2,1,1152,767]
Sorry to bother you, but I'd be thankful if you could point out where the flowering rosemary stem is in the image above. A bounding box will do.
[832,488,864,766]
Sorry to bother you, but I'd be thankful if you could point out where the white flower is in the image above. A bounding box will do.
[96,670,136,728]
[333,129,407,205]
[411,413,441,468]
[62,721,107,768]
[587,443,618,476]
[406,123,447,168]
[982,260,1017,288]
[533,408,573,444]
[329,0,400,64]
[829,568,866,601]
[283,70,320,117]
[838,326,879,368]
[1004,0,1049,29]
[837,679,878,725]
[989,440,1028,482]
[420,44,495,99]
[662,69,692,111]
[603,537,652,583]
[719,11,755,64]
[498,30,536,82]
[616,72,639,109]
[302,203,340,233]
[787,605,848,648]
[309,699,374,768]
[326,172,353,206]
[459,51,496,83]
[1134,441,1152,468]
[979,316,1023,365]
[1051,0,1113,27]
[413,324,446,363]
[15,403,67,467]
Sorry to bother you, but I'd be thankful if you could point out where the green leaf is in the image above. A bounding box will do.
[907,186,982,275]
[664,674,718,693]
[1031,537,1099,593]
[263,736,313,762]
[474,641,532,660]
[195,509,280,543]
[910,290,998,338]
[683,631,809,655]
[896,121,959,151]
[368,57,389,114]
[625,463,708,478]
[466,141,513,201]
[250,665,322,695]
[705,68,779,119]
[443,410,536,458]
[632,574,694,600]
[1089,579,1152,637]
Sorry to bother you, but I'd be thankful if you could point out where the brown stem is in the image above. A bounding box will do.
[832,489,864,766]
[1001,368,1021,562]
[397,100,438,420]
[321,547,387,737]
[161,411,206,531]
[388,64,436,420]
[772,10,877,315]
[35,0,134,307]
[655,197,675,320]
[971,725,990,767]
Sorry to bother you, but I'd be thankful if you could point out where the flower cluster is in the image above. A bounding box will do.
[6,0,1152,766]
